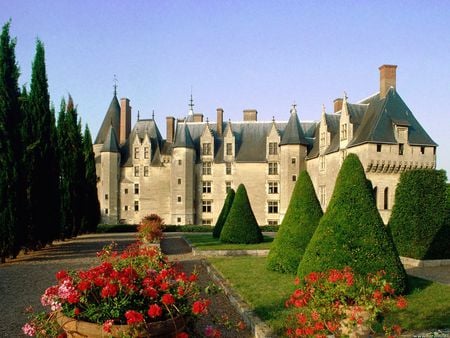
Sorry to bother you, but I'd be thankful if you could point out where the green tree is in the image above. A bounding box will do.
[213,188,235,238]
[24,39,60,247]
[298,154,407,293]
[267,170,323,274]
[220,184,263,244]
[0,22,25,261]
[81,125,100,233]
[389,169,450,259]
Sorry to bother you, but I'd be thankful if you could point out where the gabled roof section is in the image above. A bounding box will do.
[280,109,309,146]
[173,122,195,149]
[349,88,437,147]
[95,95,120,144]
[100,125,120,153]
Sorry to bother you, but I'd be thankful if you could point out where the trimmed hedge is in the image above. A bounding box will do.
[164,225,213,233]
[220,184,263,244]
[213,188,235,238]
[298,154,407,293]
[267,170,323,274]
[389,169,450,259]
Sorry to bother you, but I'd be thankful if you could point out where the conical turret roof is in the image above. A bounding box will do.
[101,125,120,153]
[173,122,195,149]
[280,106,308,146]
[95,94,121,144]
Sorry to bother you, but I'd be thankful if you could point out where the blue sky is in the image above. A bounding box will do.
[1,0,449,173]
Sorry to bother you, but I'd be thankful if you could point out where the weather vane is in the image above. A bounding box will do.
[113,74,118,96]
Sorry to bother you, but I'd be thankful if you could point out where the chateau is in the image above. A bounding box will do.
[94,65,437,225]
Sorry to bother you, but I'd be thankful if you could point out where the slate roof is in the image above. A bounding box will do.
[101,125,120,153]
[173,122,195,149]
[95,95,120,144]
[280,111,309,146]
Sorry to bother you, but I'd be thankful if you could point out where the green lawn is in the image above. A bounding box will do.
[183,233,273,250]
[209,256,450,336]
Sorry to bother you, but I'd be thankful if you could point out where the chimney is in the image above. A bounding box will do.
[379,64,397,99]
[193,113,203,122]
[120,98,131,145]
[333,98,343,113]
[216,108,224,136]
[243,109,257,121]
[166,116,175,143]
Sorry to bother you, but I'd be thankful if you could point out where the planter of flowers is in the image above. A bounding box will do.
[23,243,209,337]
[284,267,408,337]
[137,214,165,248]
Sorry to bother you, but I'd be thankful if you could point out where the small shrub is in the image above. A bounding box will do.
[389,169,450,259]
[298,154,407,294]
[213,189,235,238]
[137,214,165,243]
[220,184,263,244]
[267,170,323,274]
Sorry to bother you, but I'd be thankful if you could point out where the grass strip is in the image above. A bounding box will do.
[183,233,273,250]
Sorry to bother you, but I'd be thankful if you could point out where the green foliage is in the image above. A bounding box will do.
[220,184,263,244]
[0,21,25,261]
[298,154,407,293]
[389,169,449,259]
[212,188,235,238]
[164,225,213,232]
[267,170,323,274]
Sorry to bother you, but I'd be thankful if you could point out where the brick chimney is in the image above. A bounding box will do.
[333,98,343,113]
[120,98,131,145]
[379,64,397,99]
[193,113,203,122]
[216,108,223,136]
[243,109,257,121]
[166,116,175,143]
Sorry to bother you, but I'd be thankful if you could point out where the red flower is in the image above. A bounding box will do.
[74,308,80,316]
[101,283,119,298]
[144,287,158,298]
[297,313,307,325]
[192,300,209,315]
[384,283,395,294]
[236,321,246,331]
[189,274,198,282]
[148,304,162,318]
[103,319,114,333]
[177,333,189,338]
[396,296,408,309]
[125,310,144,324]
[56,270,68,281]
[306,272,320,283]
[161,293,175,305]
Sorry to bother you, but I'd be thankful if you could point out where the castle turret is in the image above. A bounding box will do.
[279,104,308,220]
[171,122,196,224]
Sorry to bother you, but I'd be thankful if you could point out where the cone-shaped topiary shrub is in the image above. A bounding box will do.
[220,184,263,244]
[389,169,450,259]
[267,170,323,274]
[298,154,407,293]
[213,188,235,238]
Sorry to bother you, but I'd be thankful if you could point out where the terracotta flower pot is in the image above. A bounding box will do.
[56,311,185,338]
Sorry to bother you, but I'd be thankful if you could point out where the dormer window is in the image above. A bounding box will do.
[320,132,326,148]
[144,147,149,159]
[202,143,211,155]
[341,124,348,140]
[226,143,232,155]
[134,147,140,159]
[268,142,278,155]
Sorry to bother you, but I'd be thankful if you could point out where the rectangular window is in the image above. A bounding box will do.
[134,201,139,211]
[105,208,108,214]
[319,156,326,171]
[268,201,279,214]
[134,183,139,194]
[134,166,140,177]
[268,162,278,175]
[226,143,232,155]
[124,205,128,211]
[341,124,347,140]
[202,181,212,194]
[124,188,128,194]
[177,217,182,223]
[420,146,425,154]
[177,196,182,203]
[226,181,232,193]
[144,147,149,159]
[202,161,212,175]
[178,159,182,165]
[144,166,149,177]
[268,220,278,225]
[269,142,278,155]
[292,175,297,182]
[178,178,182,185]
[291,157,296,164]
[268,182,278,194]
[105,194,108,200]
[202,200,212,213]
[320,131,326,146]
[202,219,212,225]
[399,143,404,155]
[202,143,211,155]
[377,144,382,152]
[134,147,139,159]
[319,185,326,206]
[225,162,232,175]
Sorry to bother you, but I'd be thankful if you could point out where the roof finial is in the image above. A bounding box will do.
[272,116,275,122]
[113,74,118,96]
[137,110,140,121]
[343,91,348,100]
[322,104,326,114]
[188,87,194,115]
[152,110,155,120]
[291,102,297,114]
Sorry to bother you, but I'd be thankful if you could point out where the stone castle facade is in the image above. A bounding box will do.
[94,65,437,225]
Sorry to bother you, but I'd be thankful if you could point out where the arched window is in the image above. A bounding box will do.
[373,187,378,208]
[384,187,389,210]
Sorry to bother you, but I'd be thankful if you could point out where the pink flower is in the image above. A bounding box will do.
[103,319,114,333]
[22,323,36,336]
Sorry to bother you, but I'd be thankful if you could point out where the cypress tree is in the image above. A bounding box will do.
[298,154,407,293]
[267,170,323,274]
[81,125,100,233]
[212,188,235,238]
[0,22,25,261]
[220,184,263,244]
[25,39,60,247]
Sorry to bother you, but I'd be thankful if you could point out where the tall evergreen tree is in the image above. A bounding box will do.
[24,39,60,247]
[81,125,100,233]
[212,188,235,238]
[0,22,25,261]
